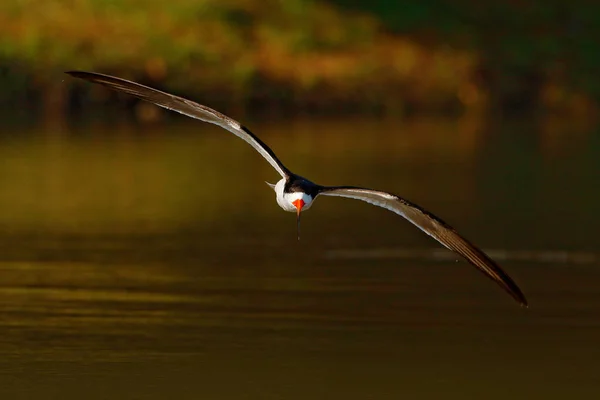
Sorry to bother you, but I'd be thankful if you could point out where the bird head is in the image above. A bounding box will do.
[266,180,313,240]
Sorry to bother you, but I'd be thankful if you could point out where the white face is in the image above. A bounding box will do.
[271,179,314,213]
[285,191,314,212]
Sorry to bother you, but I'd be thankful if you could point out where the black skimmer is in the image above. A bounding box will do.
[65,71,528,307]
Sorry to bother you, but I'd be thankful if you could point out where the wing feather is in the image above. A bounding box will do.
[319,186,528,306]
[66,71,290,178]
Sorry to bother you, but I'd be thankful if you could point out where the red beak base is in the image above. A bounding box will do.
[292,199,305,214]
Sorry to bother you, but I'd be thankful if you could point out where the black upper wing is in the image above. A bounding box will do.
[319,186,528,306]
[66,71,291,178]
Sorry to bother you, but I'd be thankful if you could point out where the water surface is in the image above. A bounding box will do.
[0,115,598,399]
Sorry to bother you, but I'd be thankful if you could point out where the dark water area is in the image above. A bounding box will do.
[0,115,599,399]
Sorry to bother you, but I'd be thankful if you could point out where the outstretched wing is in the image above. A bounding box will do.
[66,71,290,178]
[319,186,528,306]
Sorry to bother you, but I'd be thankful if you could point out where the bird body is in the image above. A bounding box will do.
[66,70,528,307]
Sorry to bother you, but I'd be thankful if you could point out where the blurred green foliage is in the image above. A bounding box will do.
[0,0,598,115]
[332,0,600,104]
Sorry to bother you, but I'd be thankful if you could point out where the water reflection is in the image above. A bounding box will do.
[0,116,598,399]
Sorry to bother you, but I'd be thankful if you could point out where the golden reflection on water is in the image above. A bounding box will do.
[0,116,598,399]
[0,116,492,234]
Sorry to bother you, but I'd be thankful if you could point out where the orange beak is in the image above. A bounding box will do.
[292,199,305,215]
[292,199,305,240]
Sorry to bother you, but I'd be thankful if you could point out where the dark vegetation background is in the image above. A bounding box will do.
[0,0,598,120]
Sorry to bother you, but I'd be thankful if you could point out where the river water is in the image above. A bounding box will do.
[0,114,598,399]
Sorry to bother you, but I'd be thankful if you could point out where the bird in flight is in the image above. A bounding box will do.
[66,71,528,307]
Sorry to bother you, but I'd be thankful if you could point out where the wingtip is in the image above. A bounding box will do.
[65,70,86,80]
[65,71,99,80]
[513,292,529,308]
[519,298,529,308]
